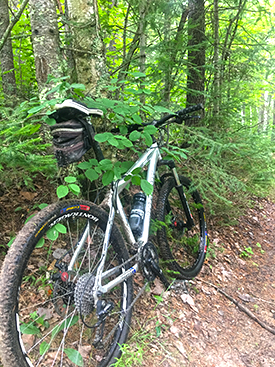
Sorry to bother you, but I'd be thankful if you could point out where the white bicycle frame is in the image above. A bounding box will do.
[67,142,165,301]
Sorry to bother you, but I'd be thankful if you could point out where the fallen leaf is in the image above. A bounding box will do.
[37,307,53,320]
[181,294,198,313]
[21,334,35,351]
[78,345,92,359]
[20,191,37,201]
[170,325,180,338]
[151,278,165,295]
[174,340,188,358]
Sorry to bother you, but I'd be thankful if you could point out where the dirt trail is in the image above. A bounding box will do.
[131,198,275,367]
[0,183,274,367]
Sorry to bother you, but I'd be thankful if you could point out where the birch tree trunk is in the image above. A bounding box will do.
[0,0,17,97]
[29,0,63,96]
[66,0,108,96]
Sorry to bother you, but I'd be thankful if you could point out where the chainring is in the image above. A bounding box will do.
[140,242,159,282]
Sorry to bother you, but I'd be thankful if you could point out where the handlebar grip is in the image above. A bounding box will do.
[177,103,204,116]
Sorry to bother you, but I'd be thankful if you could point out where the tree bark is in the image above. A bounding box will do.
[272,98,275,141]
[0,0,17,97]
[29,0,63,96]
[213,0,219,115]
[114,0,152,99]
[163,6,189,104]
[66,0,109,96]
[186,0,205,113]
[139,0,147,106]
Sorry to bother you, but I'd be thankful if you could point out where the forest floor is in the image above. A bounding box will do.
[0,176,274,367]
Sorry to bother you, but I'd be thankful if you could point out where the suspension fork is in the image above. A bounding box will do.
[158,160,195,229]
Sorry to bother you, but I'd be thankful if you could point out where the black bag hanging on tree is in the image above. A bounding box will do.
[49,99,104,166]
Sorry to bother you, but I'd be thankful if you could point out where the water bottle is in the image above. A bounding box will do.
[129,192,146,237]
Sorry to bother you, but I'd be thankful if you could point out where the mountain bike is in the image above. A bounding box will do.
[0,99,207,367]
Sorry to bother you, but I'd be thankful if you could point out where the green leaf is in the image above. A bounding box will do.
[7,236,15,248]
[99,159,113,171]
[131,71,146,78]
[38,203,48,210]
[94,132,113,142]
[36,237,45,248]
[20,323,40,335]
[57,185,69,199]
[85,169,99,182]
[64,176,77,183]
[78,160,97,169]
[154,106,172,113]
[143,132,153,146]
[129,130,141,141]
[102,170,114,186]
[141,180,153,195]
[116,136,133,148]
[132,175,141,186]
[70,83,86,90]
[46,227,59,241]
[55,223,67,234]
[25,214,35,224]
[28,105,44,114]
[40,341,50,355]
[44,117,56,126]
[144,125,157,135]
[109,137,119,147]
[68,184,81,195]
[132,114,143,125]
[64,349,83,366]
[132,167,142,175]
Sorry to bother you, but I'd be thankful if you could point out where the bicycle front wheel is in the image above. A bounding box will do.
[0,200,133,367]
[156,176,207,279]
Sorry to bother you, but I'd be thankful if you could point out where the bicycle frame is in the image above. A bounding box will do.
[65,143,160,297]
[66,141,193,301]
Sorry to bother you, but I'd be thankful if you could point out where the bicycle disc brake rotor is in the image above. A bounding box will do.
[141,242,159,282]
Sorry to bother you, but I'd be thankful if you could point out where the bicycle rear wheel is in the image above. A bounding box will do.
[156,176,207,279]
[0,200,133,367]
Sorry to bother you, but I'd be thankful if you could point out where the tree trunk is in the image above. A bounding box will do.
[29,0,63,96]
[213,0,219,115]
[272,98,275,141]
[66,0,109,96]
[139,0,146,106]
[115,0,152,99]
[0,0,17,97]
[186,0,205,112]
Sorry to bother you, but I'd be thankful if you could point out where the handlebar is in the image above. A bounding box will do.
[111,103,204,134]
[154,103,203,127]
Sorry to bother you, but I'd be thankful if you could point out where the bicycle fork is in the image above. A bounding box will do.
[158,159,195,230]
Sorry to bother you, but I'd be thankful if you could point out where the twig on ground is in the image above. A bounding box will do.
[197,278,275,336]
